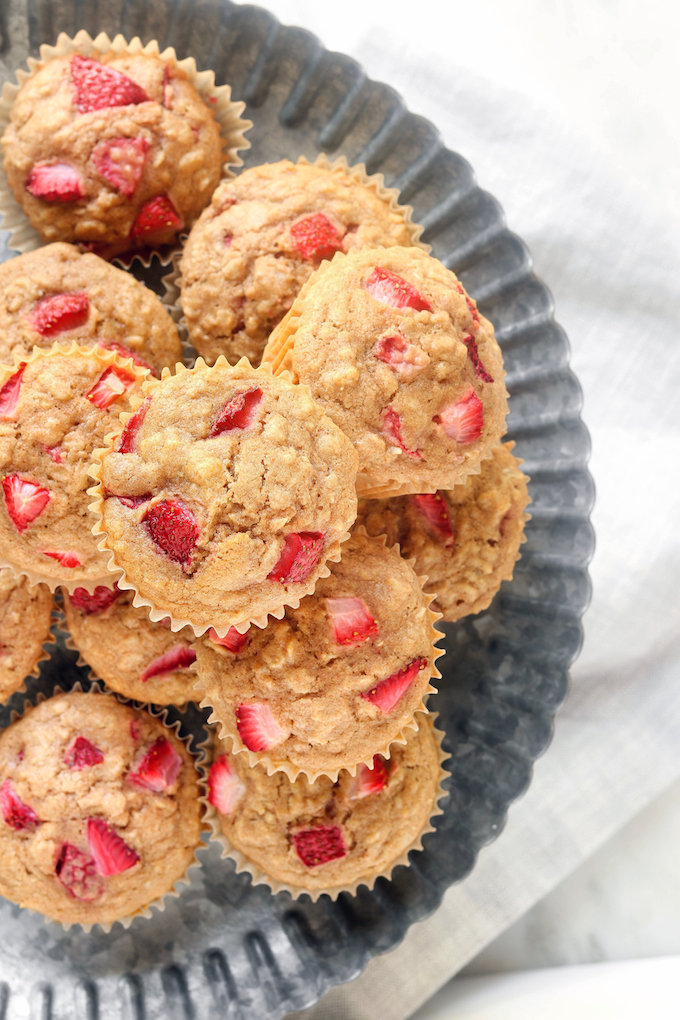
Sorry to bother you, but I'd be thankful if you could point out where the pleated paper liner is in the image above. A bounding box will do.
[0,342,152,594]
[87,357,355,639]
[0,679,208,933]
[202,713,450,902]
[0,30,252,267]
[0,574,56,706]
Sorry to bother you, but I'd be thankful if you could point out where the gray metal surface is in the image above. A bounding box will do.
[0,2,595,1016]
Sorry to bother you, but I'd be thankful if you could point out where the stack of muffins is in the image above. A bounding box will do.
[0,34,529,925]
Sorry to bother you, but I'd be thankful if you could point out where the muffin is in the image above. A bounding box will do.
[0,570,53,701]
[179,157,425,367]
[194,531,440,779]
[62,583,198,706]
[357,443,530,620]
[262,246,508,495]
[0,689,202,926]
[89,358,359,636]
[206,718,448,898]
[0,344,146,590]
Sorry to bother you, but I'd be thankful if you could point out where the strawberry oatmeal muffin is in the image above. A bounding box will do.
[0,570,53,701]
[0,244,182,373]
[1,47,224,258]
[193,531,440,780]
[357,443,530,621]
[0,689,202,926]
[89,358,358,636]
[62,583,198,706]
[205,718,448,898]
[263,246,508,496]
[179,158,424,367]
[0,344,146,591]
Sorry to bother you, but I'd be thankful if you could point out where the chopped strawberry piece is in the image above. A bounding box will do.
[41,549,82,568]
[56,843,103,900]
[142,500,199,565]
[210,387,263,436]
[235,702,288,752]
[382,407,422,459]
[69,583,121,615]
[208,626,250,653]
[293,825,346,867]
[140,644,196,682]
[30,292,89,336]
[87,817,139,876]
[366,267,432,311]
[457,284,481,325]
[71,55,149,114]
[461,332,493,383]
[374,334,430,379]
[326,596,379,645]
[362,657,427,714]
[99,343,155,377]
[267,532,325,583]
[86,365,137,410]
[26,162,85,202]
[127,736,182,792]
[0,779,40,831]
[130,719,140,743]
[208,755,246,816]
[43,444,64,463]
[64,736,105,769]
[289,213,343,261]
[0,363,26,420]
[116,493,152,509]
[434,388,484,445]
[347,755,389,800]
[2,475,51,533]
[130,195,183,242]
[410,493,455,547]
[92,136,150,198]
[116,397,151,453]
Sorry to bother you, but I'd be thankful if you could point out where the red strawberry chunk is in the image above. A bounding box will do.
[382,407,422,459]
[210,387,263,436]
[71,55,149,114]
[326,596,379,645]
[86,365,137,410]
[87,817,139,876]
[362,657,427,714]
[2,475,51,533]
[92,136,150,198]
[116,493,152,509]
[347,755,389,800]
[208,755,246,816]
[30,292,89,336]
[208,626,250,653]
[457,284,481,325]
[374,334,430,379]
[142,500,199,565]
[26,163,85,202]
[140,644,196,682]
[130,195,183,241]
[127,737,182,792]
[69,583,121,615]
[461,332,493,383]
[41,549,82,568]
[434,388,484,445]
[99,343,155,377]
[64,736,105,769]
[116,396,152,453]
[56,843,103,901]
[366,267,432,311]
[293,825,346,867]
[0,779,40,831]
[267,532,325,583]
[0,363,26,420]
[410,493,455,547]
[235,702,288,752]
[289,213,343,261]
[43,444,64,463]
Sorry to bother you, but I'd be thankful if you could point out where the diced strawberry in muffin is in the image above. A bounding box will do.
[289,213,343,261]
[0,364,26,420]
[267,532,325,583]
[30,292,89,336]
[326,596,379,645]
[86,365,137,409]
[26,163,85,202]
[293,825,346,867]
[142,500,199,566]
[69,583,121,615]
[71,55,149,114]
[207,755,246,815]
[2,475,51,533]
[365,267,432,311]
[461,332,493,383]
[91,136,150,198]
[140,645,196,682]
[235,702,289,752]
[64,736,105,769]
[130,195,183,242]
[86,817,140,876]
[382,407,422,459]
[361,658,428,714]
[210,387,263,435]
[56,843,103,901]
[208,626,250,653]
[41,549,82,568]
[409,493,455,547]
[98,343,155,376]
[374,334,430,379]
[347,755,389,799]
[0,779,40,831]
[433,388,484,445]
[116,396,151,453]
[127,737,182,792]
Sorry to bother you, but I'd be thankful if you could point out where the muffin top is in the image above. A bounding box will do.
[2,50,222,254]
[0,571,53,702]
[179,159,421,367]
[263,246,508,494]
[0,690,202,926]
[0,345,146,589]
[63,583,198,706]
[90,359,358,635]
[207,718,445,895]
[0,244,182,373]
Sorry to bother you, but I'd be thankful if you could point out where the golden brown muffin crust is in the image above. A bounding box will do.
[0,571,53,701]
